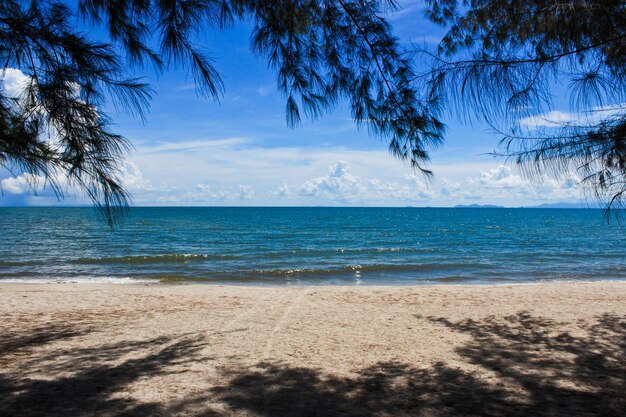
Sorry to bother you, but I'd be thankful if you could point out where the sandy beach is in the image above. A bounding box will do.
[1,281,625,416]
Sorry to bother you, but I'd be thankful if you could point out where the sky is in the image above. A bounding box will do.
[0,0,585,207]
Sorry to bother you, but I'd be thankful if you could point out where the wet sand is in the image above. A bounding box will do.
[1,281,625,416]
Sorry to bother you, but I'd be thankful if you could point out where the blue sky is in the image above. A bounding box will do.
[0,1,584,207]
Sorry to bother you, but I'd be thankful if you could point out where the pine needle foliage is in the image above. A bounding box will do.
[0,1,152,224]
[419,0,626,211]
[1,0,443,223]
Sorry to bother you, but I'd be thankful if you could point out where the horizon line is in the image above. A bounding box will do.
[0,204,603,209]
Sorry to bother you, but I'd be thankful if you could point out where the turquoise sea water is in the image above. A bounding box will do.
[0,207,624,285]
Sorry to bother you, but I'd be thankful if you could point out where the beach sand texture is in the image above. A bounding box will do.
[1,282,625,416]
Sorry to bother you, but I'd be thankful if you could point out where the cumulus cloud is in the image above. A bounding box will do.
[1,130,586,207]
[275,183,290,197]
[118,162,153,191]
[125,181,256,205]
[1,162,153,199]
[127,137,429,205]
[0,173,44,195]
[0,172,80,206]
[0,172,75,198]
[367,177,433,200]
[215,185,254,200]
[438,165,581,203]
[236,185,255,200]
[198,183,252,200]
[297,161,364,201]
[479,165,527,189]
[294,161,433,204]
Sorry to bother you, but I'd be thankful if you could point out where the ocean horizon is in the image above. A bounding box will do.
[1,206,624,285]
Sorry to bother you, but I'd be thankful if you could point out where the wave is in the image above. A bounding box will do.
[70,253,239,265]
[0,260,48,267]
[117,262,496,283]
[432,276,472,283]
[0,276,154,284]
[335,247,435,254]
[254,247,434,259]
[246,262,494,277]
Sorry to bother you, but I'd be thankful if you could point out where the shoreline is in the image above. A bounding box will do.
[2,281,625,416]
[2,277,626,288]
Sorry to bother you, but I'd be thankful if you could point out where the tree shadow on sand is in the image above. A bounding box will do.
[0,312,624,416]
[211,312,626,417]
[0,322,208,417]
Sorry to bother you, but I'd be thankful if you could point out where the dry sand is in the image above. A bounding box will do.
[0,281,625,416]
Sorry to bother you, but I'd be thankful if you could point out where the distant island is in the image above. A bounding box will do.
[524,202,601,209]
[454,202,601,209]
[454,204,505,208]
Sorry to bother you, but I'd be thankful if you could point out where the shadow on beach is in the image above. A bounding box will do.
[0,312,624,416]
[0,323,208,416]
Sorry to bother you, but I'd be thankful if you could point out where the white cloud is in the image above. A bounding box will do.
[256,84,273,97]
[1,163,152,199]
[122,136,586,206]
[118,162,153,191]
[367,176,433,200]
[138,138,249,154]
[0,172,74,197]
[297,161,364,201]
[135,182,256,203]
[520,105,626,128]
[438,165,581,203]
[294,161,433,204]
[0,172,79,206]
[0,173,44,195]
[387,0,425,20]
[1,132,586,207]
[275,183,290,197]
[0,68,29,97]
[126,138,412,205]
[211,185,255,201]
[479,165,526,189]
[290,162,580,205]
[236,185,255,200]
[520,110,574,128]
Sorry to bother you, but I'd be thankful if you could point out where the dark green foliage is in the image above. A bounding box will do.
[420,0,626,210]
[243,0,444,170]
[0,0,153,224]
[1,0,443,222]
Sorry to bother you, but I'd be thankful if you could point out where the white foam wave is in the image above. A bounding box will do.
[0,277,155,284]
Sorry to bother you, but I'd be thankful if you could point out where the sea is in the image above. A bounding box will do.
[1,207,625,285]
